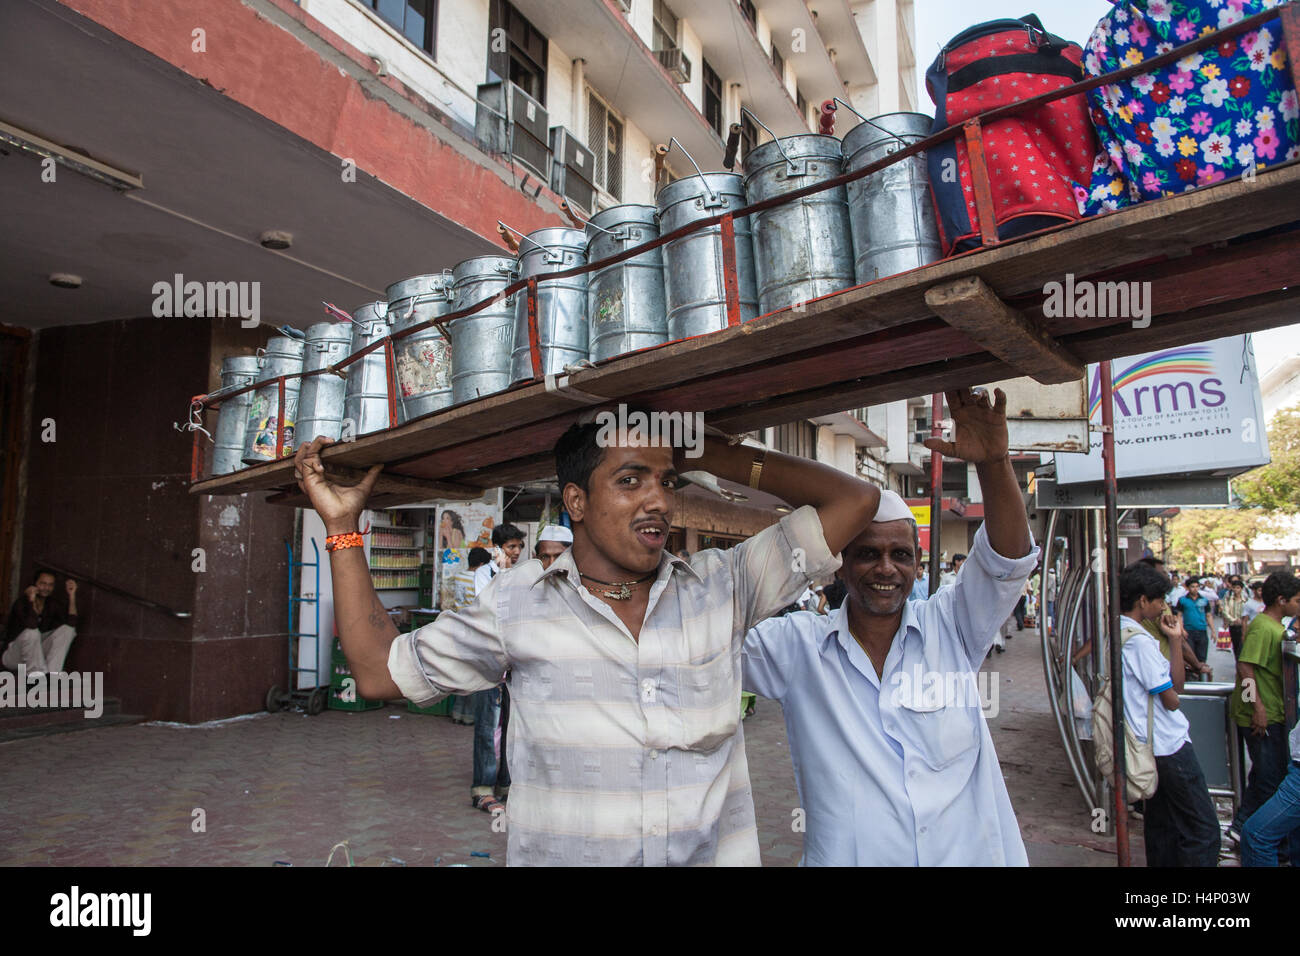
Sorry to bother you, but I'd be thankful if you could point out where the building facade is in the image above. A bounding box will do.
[0,0,917,721]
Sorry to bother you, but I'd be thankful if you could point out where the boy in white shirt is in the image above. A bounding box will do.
[1119,562,1221,867]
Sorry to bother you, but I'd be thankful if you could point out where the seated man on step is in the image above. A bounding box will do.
[3,570,79,677]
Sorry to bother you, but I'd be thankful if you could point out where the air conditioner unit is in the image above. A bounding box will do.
[657,46,691,84]
[476,80,551,182]
[548,126,597,215]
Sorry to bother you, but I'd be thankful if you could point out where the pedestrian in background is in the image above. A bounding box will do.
[1228,572,1300,846]
[448,547,491,725]
[3,570,79,676]
[1240,721,1300,867]
[1175,578,1212,665]
[1118,562,1220,867]
[1221,578,1246,660]
[1243,581,1266,627]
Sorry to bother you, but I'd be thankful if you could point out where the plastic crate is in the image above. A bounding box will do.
[407,697,454,716]
[328,683,384,712]
[331,636,349,664]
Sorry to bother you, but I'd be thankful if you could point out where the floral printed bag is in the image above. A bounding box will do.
[1081,0,1299,214]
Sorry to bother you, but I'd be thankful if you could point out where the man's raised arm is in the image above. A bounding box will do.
[294,437,404,701]
[923,388,1032,561]
[676,435,880,556]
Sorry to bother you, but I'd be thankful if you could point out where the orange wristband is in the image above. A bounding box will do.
[325,531,365,552]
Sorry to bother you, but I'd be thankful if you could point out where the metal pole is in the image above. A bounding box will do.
[928,392,942,596]
[1101,359,1130,866]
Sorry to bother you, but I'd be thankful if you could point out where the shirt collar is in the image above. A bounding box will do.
[824,596,922,653]
[1119,614,1146,632]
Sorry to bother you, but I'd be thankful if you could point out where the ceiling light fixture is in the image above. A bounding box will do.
[259,230,293,250]
[0,119,142,191]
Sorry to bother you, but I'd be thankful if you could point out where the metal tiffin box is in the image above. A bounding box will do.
[210,355,259,475]
[509,227,590,383]
[386,272,455,424]
[295,322,354,444]
[449,255,518,404]
[343,302,395,437]
[585,204,666,363]
[241,336,305,465]
[842,112,942,284]
[655,171,758,339]
[742,134,854,315]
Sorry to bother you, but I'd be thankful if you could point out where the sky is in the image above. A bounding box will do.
[912,0,1299,374]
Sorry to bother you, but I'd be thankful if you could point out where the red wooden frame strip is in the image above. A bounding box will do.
[963,119,998,248]
[527,277,543,379]
[720,213,742,327]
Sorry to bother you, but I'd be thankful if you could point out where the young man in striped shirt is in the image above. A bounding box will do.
[294,411,879,865]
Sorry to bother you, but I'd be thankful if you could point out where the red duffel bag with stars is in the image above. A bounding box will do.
[926,14,1099,255]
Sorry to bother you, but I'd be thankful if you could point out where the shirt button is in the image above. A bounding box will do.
[640,679,657,703]
[650,826,661,836]
[908,770,918,779]
[919,826,928,835]
[649,750,659,760]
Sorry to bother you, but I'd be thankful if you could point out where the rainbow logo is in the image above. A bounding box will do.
[1088,346,1216,418]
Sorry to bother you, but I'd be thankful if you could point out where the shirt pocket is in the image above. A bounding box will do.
[673,647,740,754]
[896,698,980,771]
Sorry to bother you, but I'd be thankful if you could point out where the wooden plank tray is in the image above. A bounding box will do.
[191,163,1300,508]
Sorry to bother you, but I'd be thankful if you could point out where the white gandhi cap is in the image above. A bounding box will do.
[874,489,916,524]
[538,525,574,544]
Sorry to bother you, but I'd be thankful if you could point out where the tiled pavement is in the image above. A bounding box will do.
[0,624,1229,867]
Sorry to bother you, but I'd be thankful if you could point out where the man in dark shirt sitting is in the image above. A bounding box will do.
[3,570,79,676]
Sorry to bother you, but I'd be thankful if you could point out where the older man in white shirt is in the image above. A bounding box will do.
[743,387,1037,866]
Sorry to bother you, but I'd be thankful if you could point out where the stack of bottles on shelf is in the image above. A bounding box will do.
[369,509,423,590]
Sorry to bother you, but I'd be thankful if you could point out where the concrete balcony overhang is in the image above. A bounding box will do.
[809,411,887,448]
[507,0,726,173]
[813,1,877,91]
[667,0,806,137]
[750,1,844,109]
[1,0,565,330]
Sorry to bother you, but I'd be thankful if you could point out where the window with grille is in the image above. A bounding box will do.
[488,0,547,103]
[652,0,678,51]
[587,91,624,200]
[796,89,808,123]
[738,0,757,28]
[773,421,816,459]
[703,60,723,136]
[369,0,437,55]
[771,44,784,80]
[739,112,758,164]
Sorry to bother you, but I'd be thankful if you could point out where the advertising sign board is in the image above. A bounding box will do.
[1054,335,1269,485]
